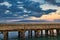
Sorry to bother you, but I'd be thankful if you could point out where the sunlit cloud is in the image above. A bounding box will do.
[40,12,60,21]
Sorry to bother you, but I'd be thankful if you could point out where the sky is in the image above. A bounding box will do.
[0,0,60,23]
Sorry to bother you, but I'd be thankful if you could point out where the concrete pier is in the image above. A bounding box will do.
[0,22,60,40]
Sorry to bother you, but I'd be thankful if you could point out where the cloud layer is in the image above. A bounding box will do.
[0,0,60,23]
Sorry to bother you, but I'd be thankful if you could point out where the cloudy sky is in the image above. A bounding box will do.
[0,0,60,23]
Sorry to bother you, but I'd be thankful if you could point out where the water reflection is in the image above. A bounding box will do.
[0,31,60,40]
[0,35,60,40]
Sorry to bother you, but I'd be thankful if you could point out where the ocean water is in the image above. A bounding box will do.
[0,31,60,40]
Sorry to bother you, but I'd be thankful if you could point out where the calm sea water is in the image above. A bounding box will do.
[0,32,60,40]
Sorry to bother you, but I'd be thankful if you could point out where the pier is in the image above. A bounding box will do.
[0,22,60,40]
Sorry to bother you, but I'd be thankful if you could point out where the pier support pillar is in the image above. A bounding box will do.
[35,30,40,37]
[21,31,25,39]
[28,30,32,38]
[3,31,8,40]
[45,30,48,35]
[18,31,21,39]
[56,29,60,35]
[41,30,43,36]
[49,29,54,36]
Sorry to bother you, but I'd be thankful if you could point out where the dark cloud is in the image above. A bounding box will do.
[45,0,56,4]
[23,1,41,12]
[0,5,7,15]
[27,9,57,18]
[0,0,4,3]
[23,0,57,17]
[9,6,23,12]
[0,0,57,18]
[44,9,57,14]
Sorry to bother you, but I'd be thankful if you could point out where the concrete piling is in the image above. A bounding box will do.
[3,31,8,40]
